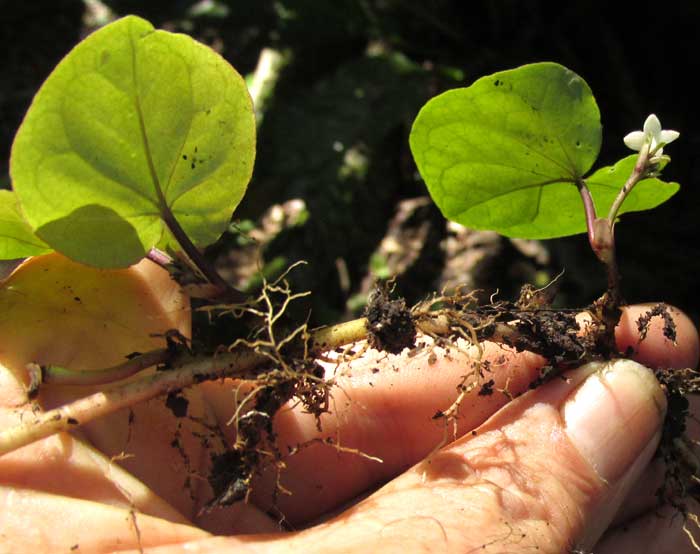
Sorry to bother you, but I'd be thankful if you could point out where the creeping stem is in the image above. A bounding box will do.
[0,319,368,455]
[309,318,369,351]
[0,302,601,457]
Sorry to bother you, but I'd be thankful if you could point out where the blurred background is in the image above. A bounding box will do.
[2,0,698,327]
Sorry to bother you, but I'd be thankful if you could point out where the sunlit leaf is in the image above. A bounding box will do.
[10,15,255,267]
[410,62,601,238]
[0,190,51,259]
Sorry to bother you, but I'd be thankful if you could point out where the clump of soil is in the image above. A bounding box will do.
[364,281,416,354]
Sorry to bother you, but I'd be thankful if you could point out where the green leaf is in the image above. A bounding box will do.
[410,62,602,239]
[586,155,679,219]
[10,15,256,267]
[0,190,51,259]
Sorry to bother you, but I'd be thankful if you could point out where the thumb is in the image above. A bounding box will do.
[280,358,667,553]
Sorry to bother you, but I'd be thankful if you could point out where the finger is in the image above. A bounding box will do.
[615,303,699,370]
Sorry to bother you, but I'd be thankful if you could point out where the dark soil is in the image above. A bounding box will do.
[364,282,417,354]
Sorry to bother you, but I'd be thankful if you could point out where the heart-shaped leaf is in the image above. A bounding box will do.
[410,62,602,239]
[10,15,256,267]
[0,190,51,259]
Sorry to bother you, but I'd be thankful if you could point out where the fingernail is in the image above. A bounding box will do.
[561,359,666,484]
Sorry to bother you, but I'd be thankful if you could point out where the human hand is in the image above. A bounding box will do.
[193,305,700,554]
[0,257,698,553]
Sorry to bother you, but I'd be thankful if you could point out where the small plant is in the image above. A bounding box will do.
[1,16,699,548]
[409,62,678,304]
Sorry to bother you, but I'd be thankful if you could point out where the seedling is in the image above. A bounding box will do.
[0,16,698,546]
[409,62,679,305]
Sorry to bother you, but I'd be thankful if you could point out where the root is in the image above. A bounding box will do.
[684,514,700,551]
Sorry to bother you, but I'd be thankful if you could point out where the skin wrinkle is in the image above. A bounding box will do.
[346,486,456,549]
[447,400,600,551]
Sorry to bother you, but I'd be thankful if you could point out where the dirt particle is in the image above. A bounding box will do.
[637,303,677,343]
[364,282,416,354]
[165,392,189,418]
[478,379,495,396]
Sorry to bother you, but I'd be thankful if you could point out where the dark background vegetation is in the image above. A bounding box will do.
[2,1,699,326]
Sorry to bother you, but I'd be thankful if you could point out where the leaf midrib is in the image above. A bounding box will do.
[129,30,168,215]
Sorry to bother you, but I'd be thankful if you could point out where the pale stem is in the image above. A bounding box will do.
[309,318,369,351]
[0,309,589,457]
[607,143,651,224]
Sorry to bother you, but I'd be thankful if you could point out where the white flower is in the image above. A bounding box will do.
[623,114,679,157]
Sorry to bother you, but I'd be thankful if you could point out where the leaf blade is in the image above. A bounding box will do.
[10,15,255,267]
[410,62,602,238]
